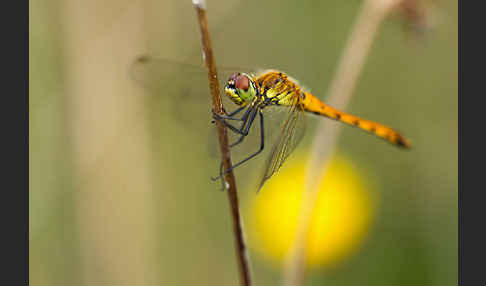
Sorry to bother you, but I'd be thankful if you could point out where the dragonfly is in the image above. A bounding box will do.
[131,56,411,191]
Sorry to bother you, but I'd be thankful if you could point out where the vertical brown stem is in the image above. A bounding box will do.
[193,1,251,286]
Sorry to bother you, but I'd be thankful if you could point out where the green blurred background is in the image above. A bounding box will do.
[30,0,457,285]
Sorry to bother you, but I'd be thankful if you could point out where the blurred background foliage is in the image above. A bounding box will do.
[30,0,457,285]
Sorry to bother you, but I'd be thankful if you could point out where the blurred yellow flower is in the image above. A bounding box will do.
[245,153,376,269]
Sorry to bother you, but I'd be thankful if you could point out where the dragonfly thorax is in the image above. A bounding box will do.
[224,73,258,106]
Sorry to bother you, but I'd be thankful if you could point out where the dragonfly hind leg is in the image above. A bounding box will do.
[212,110,265,189]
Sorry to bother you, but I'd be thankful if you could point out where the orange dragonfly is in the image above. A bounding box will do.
[131,56,411,191]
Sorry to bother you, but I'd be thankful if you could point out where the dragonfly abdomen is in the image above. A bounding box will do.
[302,92,411,148]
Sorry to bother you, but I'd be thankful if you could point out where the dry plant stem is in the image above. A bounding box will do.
[193,2,251,286]
[283,1,399,286]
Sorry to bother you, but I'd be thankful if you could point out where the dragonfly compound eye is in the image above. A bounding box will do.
[235,75,250,91]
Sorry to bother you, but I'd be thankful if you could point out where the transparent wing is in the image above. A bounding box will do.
[257,96,306,191]
[130,55,256,98]
[129,55,257,126]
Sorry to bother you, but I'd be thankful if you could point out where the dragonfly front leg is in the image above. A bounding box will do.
[212,106,252,135]
[212,105,258,138]
[211,105,250,124]
[212,106,247,120]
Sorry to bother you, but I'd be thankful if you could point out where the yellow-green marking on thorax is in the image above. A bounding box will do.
[256,70,303,107]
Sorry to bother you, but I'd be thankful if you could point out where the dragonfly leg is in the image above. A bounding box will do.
[217,161,225,191]
[230,131,249,148]
[212,106,257,136]
[213,107,259,190]
[212,109,249,135]
[215,118,246,135]
[229,107,260,147]
[211,110,264,182]
[222,106,247,119]
[211,106,248,122]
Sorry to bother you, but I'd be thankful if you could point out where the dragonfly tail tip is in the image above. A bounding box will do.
[396,136,412,149]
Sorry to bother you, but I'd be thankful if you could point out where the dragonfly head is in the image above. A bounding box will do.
[224,73,257,105]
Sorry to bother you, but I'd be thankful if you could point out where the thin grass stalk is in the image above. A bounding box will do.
[283,1,401,285]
